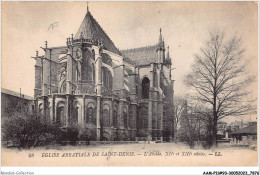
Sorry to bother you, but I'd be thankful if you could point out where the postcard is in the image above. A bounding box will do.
[1,1,258,168]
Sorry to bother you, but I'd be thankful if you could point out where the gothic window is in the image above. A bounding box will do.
[102,109,110,127]
[81,49,91,82]
[86,107,95,124]
[91,50,95,61]
[113,109,117,127]
[75,107,79,123]
[39,108,43,117]
[102,67,113,91]
[76,48,82,60]
[57,106,65,126]
[74,105,81,124]
[38,103,43,118]
[142,77,150,99]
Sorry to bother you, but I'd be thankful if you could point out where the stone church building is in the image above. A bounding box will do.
[33,8,174,141]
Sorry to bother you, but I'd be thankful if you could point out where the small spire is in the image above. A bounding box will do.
[163,37,165,44]
[159,28,162,43]
[87,1,89,12]
[36,50,38,57]
[45,41,48,48]
[167,46,170,58]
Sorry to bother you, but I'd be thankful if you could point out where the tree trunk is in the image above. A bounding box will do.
[174,129,178,143]
[212,118,218,148]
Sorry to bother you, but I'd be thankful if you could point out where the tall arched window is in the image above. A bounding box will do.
[102,67,113,91]
[75,107,79,122]
[81,49,91,82]
[39,103,43,117]
[57,106,65,126]
[86,107,95,124]
[102,109,110,127]
[142,77,150,99]
[74,102,81,124]
[91,50,95,61]
[74,107,81,123]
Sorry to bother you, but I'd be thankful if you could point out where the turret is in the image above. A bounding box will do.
[165,46,172,68]
[166,46,170,59]
[156,28,165,63]
[159,28,163,44]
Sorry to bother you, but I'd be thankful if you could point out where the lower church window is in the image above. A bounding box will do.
[142,77,150,99]
[113,110,117,127]
[102,109,110,127]
[86,107,95,124]
[57,106,66,126]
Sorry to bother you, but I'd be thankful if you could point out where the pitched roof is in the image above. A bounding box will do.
[74,11,121,55]
[231,123,257,135]
[1,88,34,100]
[121,45,158,65]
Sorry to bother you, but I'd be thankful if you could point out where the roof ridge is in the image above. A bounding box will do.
[121,44,158,52]
[1,88,34,100]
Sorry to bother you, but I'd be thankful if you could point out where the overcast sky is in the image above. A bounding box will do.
[2,2,258,118]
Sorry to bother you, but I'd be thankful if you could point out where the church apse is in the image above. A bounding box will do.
[33,7,174,142]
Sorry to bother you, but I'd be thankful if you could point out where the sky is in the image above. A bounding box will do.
[1,1,258,121]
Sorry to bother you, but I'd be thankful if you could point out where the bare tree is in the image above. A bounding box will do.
[185,30,255,147]
[173,96,186,143]
[179,101,204,148]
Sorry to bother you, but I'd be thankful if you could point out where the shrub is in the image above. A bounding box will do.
[2,111,56,149]
[66,125,79,145]
[78,123,96,145]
